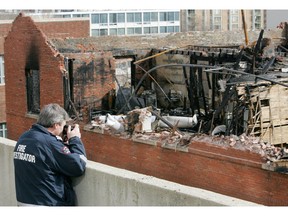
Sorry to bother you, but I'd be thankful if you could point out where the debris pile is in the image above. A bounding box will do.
[88,25,288,171]
[90,106,285,163]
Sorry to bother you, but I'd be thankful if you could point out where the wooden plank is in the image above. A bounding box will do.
[258,85,288,100]
[261,106,288,123]
[262,125,288,145]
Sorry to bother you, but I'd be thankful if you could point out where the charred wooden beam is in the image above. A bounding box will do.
[255,29,265,55]
[113,74,132,111]
[198,66,208,116]
[278,45,288,52]
[224,67,288,88]
[233,48,244,70]
[182,66,193,112]
[261,57,275,74]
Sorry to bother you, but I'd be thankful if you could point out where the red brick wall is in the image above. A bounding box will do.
[0,18,89,39]
[36,19,89,38]
[81,129,288,206]
[0,19,89,53]
[0,23,12,37]
[4,14,65,139]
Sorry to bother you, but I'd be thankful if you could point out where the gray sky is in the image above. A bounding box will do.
[267,10,288,29]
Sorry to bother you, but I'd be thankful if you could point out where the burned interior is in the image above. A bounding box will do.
[50,24,288,171]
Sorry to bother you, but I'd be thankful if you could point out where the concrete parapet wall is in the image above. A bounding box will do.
[0,137,260,206]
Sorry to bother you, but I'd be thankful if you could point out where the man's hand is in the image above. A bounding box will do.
[67,124,81,140]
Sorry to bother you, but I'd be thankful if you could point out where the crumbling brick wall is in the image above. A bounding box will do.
[4,13,65,139]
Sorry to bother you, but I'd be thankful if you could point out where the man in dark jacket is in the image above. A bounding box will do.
[13,103,87,206]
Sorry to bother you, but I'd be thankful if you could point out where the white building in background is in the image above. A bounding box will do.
[26,9,180,37]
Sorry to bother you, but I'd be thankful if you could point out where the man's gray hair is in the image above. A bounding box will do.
[37,103,70,128]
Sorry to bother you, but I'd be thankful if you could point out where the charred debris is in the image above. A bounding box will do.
[88,27,288,170]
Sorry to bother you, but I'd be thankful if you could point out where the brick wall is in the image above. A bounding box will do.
[35,19,89,38]
[0,17,89,39]
[4,14,65,139]
[0,15,89,129]
[81,129,288,206]
[0,22,11,37]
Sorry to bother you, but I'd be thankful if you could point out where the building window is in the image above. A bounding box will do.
[91,29,99,36]
[160,26,179,33]
[160,12,179,22]
[72,14,89,18]
[127,12,142,23]
[127,27,142,35]
[62,14,72,18]
[100,29,108,36]
[228,10,240,30]
[91,14,99,24]
[167,26,174,32]
[0,123,7,138]
[91,13,108,24]
[231,10,239,15]
[254,10,262,30]
[118,28,125,35]
[143,12,158,22]
[214,10,221,15]
[144,27,158,34]
[110,28,117,35]
[26,69,40,114]
[213,10,222,31]
[0,56,4,84]
[109,13,125,24]
[91,29,108,36]
[110,28,125,35]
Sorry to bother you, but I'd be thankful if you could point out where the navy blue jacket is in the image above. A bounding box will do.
[13,124,87,206]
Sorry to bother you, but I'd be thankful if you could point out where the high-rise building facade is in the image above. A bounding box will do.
[180,9,266,32]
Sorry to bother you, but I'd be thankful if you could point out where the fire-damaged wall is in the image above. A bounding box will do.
[5,14,288,206]
[63,52,116,122]
[0,15,90,129]
[4,14,67,139]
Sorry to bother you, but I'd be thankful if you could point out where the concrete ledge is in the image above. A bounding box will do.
[0,137,261,206]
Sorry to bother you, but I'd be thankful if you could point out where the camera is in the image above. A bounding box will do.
[62,125,75,142]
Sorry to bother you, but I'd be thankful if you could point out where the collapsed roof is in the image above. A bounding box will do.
[51,23,288,170]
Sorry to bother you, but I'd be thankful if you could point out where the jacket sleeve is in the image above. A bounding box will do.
[48,137,87,177]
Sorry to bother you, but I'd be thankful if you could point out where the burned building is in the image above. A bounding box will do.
[0,14,90,138]
[5,13,288,205]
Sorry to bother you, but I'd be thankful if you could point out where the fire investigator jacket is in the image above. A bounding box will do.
[13,123,87,206]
